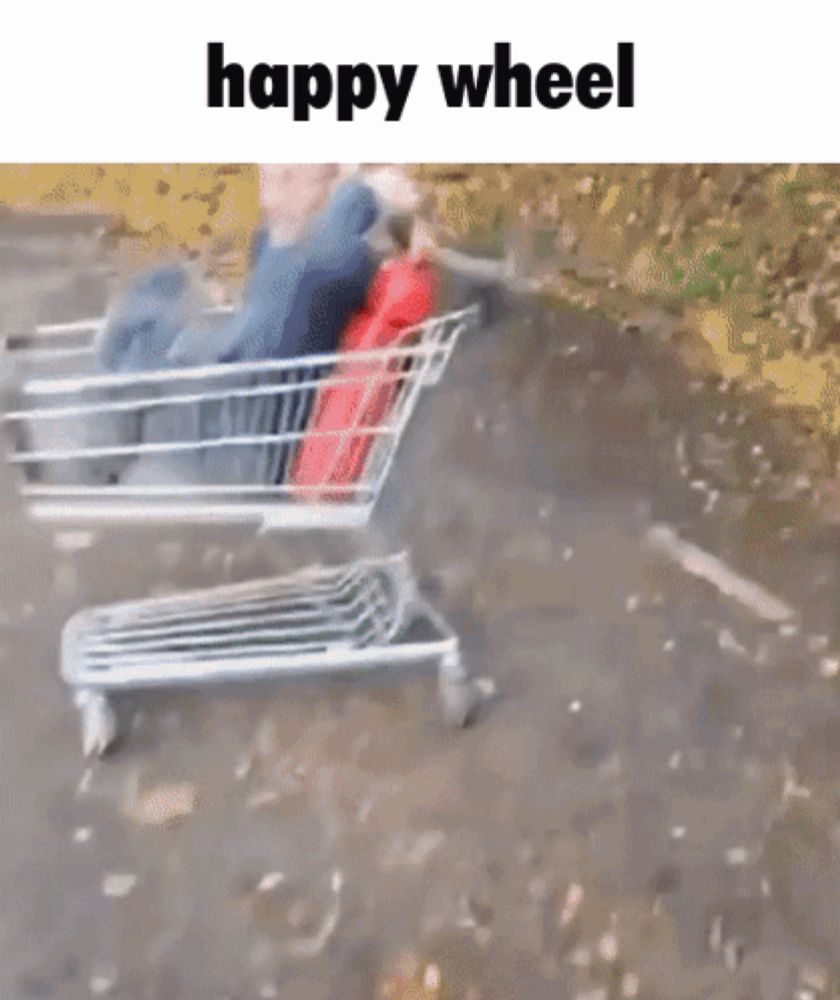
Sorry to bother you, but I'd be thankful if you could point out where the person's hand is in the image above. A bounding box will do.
[409,218,438,256]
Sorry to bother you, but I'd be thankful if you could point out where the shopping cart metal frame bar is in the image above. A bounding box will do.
[62,553,475,755]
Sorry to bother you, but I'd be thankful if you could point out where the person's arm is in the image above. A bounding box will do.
[409,212,517,286]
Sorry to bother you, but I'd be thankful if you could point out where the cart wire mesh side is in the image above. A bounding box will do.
[3,304,479,530]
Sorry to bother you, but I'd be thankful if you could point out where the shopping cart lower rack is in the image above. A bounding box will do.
[3,304,479,531]
[62,553,476,755]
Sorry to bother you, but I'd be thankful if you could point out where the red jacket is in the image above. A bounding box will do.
[292,254,438,499]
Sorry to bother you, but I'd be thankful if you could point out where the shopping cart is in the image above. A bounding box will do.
[1,298,484,753]
[63,553,474,754]
[3,303,479,531]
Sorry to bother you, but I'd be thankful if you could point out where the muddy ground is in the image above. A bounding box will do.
[3,223,840,999]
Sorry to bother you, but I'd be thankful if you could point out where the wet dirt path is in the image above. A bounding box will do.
[3,234,840,999]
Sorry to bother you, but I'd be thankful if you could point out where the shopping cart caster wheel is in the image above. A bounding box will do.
[75,690,118,757]
[440,680,478,727]
[438,654,477,727]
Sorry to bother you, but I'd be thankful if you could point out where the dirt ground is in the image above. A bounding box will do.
[3,222,840,1000]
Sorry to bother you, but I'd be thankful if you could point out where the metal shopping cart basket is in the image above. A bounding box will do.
[64,552,473,755]
[3,303,479,531]
[2,302,483,754]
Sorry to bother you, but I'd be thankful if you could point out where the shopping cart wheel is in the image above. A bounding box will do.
[438,652,477,727]
[74,689,118,757]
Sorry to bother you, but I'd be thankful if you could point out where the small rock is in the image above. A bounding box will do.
[782,767,812,801]
[621,973,640,998]
[598,930,619,963]
[101,873,137,898]
[89,972,116,995]
[725,846,749,867]
[559,882,584,927]
[256,872,286,893]
[819,656,840,678]
[723,938,743,972]
[474,676,497,698]
[126,782,197,827]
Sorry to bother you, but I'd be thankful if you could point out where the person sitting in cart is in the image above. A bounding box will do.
[92,166,435,487]
[96,164,427,372]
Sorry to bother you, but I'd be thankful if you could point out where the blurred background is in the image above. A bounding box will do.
[3,164,840,999]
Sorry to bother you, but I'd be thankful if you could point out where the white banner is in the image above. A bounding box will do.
[1,0,838,161]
